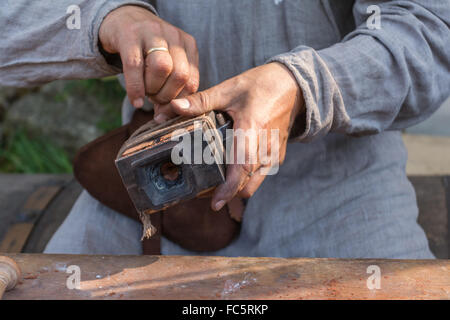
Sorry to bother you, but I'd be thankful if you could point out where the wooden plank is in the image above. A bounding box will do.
[445,176,450,258]
[410,176,449,258]
[0,174,72,248]
[404,134,450,175]
[0,224,34,253]
[2,254,450,300]
[0,186,61,253]
[23,186,60,211]
[23,179,82,253]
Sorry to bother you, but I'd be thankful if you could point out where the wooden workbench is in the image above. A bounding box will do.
[2,254,449,300]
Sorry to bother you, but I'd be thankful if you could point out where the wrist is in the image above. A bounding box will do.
[98,11,117,54]
[268,62,305,129]
[99,5,157,54]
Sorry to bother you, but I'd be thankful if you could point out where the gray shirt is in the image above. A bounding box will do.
[2,0,449,139]
[1,0,449,258]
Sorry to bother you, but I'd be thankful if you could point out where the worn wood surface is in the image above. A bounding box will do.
[2,254,450,300]
[23,179,82,253]
[0,256,21,299]
[412,176,450,258]
[0,186,61,253]
[0,224,35,253]
[0,174,72,239]
[403,134,450,176]
[0,174,82,254]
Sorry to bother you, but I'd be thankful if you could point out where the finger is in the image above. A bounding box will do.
[211,164,250,211]
[153,103,178,123]
[212,123,259,210]
[121,40,146,108]
[234,133,260,198]
[152,44,190,104]
[153,86,192,123]
[143,40,173,96]
[237,169,266,198]
[183,34,200,94]
[169,78,237,117]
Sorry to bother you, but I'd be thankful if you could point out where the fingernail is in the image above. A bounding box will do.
[154,113,168,123]
[173,98,190,110]
[214,200,226,211]
[133,98,144,108]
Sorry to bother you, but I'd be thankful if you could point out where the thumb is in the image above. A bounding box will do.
[169,82,230,117]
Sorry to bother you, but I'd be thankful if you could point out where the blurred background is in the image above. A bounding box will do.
[0,78,125,173]
[0,79,449,174]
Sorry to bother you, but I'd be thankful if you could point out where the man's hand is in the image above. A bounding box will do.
[99,5,199,115]
[165,62,304,211]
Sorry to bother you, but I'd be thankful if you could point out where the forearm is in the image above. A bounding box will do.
[268,0,450,141]
[0,0,156,87]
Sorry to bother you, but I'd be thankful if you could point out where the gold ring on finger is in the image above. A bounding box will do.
[145,47,169,57]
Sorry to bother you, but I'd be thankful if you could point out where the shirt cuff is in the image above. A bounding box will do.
[88,0,158,74]
[266,45,348,143]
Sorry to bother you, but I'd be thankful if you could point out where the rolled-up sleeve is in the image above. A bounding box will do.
[268,0,450,142]
[0,0,157,87]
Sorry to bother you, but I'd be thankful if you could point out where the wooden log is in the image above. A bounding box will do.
[0,186,61,253]
[403,134,450,176]
[2,253,449,300]
[0,256,21,300]
[23,179,82,253]
[411,176,449,258]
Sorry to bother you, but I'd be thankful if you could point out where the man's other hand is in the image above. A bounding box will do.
[99,5,199,116]
[166,62,305,211]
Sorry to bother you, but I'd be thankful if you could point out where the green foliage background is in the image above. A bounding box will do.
[0,78,124,173]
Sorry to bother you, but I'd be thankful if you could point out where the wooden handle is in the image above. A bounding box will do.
[0,256,21,299]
